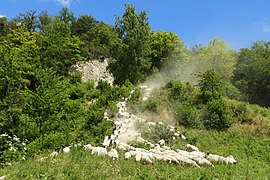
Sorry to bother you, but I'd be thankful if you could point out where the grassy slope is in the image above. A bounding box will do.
[0,129,269,180]
[1,88,270,179]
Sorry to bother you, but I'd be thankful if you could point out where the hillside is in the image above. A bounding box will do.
[0,5,270,180]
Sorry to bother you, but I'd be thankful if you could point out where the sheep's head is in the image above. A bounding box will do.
[226,155,237,164]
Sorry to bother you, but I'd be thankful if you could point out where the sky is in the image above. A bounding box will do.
[1,0,270,51]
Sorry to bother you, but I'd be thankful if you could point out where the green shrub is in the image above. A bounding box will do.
[229,101,252,123]
[166,80,193,103]
[204,98,233,130]
[27,132,74,155]
[197,69,222,104]
[68,85,86,100]
[142,123,174,143]
[69,72,82,84]
[144,97,161,113]
[0,134,27,166]
[175,105,204,129]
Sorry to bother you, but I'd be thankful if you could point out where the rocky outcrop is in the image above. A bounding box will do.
[70,58,114,86]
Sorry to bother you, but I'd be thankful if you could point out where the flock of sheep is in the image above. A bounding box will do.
[37,94,237,168]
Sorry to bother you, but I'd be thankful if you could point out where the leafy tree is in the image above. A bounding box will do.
[79,22,119,59]
[58,7,75,26]
[0,17,8,36]
[109,4,152,84]
[71,15,99,36]
[204,98,233,131]
[197,69,222,104]
[149,31,186,71]
[190,38,236,81]
[14,10,39,31]
[38,11,51,31]
[38,18,84,75]
[233,41,270,106]
[0,27,41,100]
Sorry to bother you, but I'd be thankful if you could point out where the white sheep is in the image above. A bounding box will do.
[151,153,164,161]
[0,175,6,180]
[135,152,142,162]
[117,142,134,150]
[163,154,179,164]
[48,151,59,158]
[180,134,187,140]
[63,146,71,153]
[84,144,92,150]
[124,151,132,159]
[136,136,147,143]
[191,156,214,167]
[91,147,108,156]
[205,153,237,164]
[114,139,120,146]
[108,148,119,160]
[158,139,165,146]
[149,148,161,154]
[174,154,200,167]
[141,153,153,163]
[186,144,199,152]
[161,145,171,150]
[147,122,156,126]
[102,135,111,148]
[223,155,237,164]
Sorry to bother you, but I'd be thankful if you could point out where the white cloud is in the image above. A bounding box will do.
[37,0,78,7]
[0,14,6,18]
[261,23,270,33]
[254,19,270,33]
[55,0,73,7]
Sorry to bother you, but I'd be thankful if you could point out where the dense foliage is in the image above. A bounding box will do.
[233,41,270,107]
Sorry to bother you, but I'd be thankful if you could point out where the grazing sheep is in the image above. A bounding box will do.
[124,152,132,159]
[186,144,199,152]
[180,134,187,140]
[38,150,59,162]
[102,136,111,148]
[163,155,179,164]
[63,146,71,153]
[149,148,161,154]
[175,155,200,167]
[176,149,190,156]
[205,153,237,164]
[129,150,138,156]
[91,147,108,157]
[136,136,147,143]
[49,151,59,158]
[158,139,165,146]
[37,157,48,162]
[147,122,156,126]
[148,142,155,148]
[117,142,134,150]
[114,139,120,146]
[84,144,92,150]
[151,153,164,161]
[189,151,206,158]
[153,144,162,150]
[192,157,214,167]
[161,145,171,150]
[0,175,6,180]
[108,148,119,160]
[223,155,237,164]
[135,152,142,162]
[141,153,153,163]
